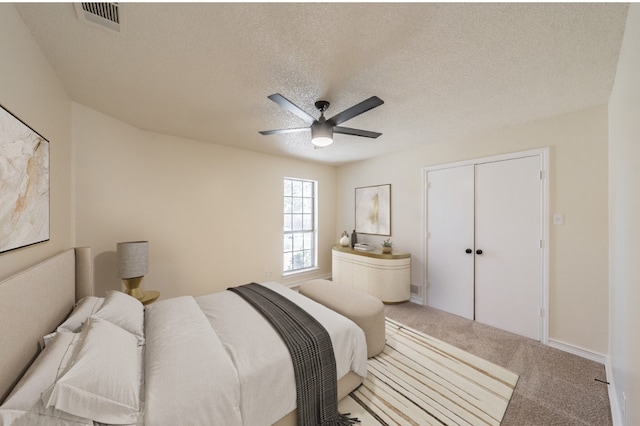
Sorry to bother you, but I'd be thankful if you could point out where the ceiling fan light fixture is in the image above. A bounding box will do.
[311,121,333,147]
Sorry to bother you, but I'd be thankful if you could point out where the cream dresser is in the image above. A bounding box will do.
[331,245,411,303]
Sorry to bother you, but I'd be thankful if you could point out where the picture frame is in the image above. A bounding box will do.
[355,184,391,236]
[0,104,50,254]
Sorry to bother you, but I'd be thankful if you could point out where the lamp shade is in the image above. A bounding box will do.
[117,241,149,279]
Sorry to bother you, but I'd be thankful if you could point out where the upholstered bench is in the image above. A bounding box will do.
[299,279,385,358]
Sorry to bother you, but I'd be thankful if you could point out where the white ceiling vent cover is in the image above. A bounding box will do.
[74,3,126,34]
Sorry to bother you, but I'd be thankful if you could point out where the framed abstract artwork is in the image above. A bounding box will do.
[355,184,391,236]
[0,104,50,254]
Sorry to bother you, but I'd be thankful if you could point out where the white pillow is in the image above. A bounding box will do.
[93,290,144,342]
[56,296,104,333]
[0,332,92,425]
[41,317,143,424]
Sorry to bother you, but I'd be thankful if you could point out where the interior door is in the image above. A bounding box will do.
[474,156,542,340]
[426,165,475,319]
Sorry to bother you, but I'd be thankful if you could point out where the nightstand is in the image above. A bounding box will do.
[140,290,160,305]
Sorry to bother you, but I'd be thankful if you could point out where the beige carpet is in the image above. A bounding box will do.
[383,302,613,425]
[340,319,518,425]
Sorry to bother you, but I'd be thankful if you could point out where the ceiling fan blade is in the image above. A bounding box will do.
[267,94,316,124]
[259,127,310,136]
[327,96,384,126]
[333,126,382,139]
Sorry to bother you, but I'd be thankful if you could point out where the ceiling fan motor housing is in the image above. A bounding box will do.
[315,100,330,113]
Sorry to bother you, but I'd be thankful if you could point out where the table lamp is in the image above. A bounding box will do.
[117,241,148,300]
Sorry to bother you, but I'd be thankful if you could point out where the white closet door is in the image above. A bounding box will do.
[474,156,542,340]
[426,165,475,319]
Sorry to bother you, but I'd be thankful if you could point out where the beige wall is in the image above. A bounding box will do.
[337,105,609,355]
[609,4,640,424]
[72,103,336,298]
[0,5,73,281]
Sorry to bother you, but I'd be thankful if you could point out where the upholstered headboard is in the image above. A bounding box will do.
[0,247,93,403]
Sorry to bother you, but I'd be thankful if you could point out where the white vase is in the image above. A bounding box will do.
[340,235,350,247]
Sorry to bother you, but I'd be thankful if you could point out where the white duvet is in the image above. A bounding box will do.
[144,282,367,426]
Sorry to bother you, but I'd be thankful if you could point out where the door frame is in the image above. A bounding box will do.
[421,148,550,344]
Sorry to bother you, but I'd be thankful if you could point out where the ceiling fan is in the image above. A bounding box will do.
[259,94,384,147]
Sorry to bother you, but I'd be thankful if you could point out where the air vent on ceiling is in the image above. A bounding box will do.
[74,3,125,34]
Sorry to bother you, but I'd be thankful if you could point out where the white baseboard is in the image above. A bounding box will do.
[547,338,607,364]
[605,359,624,426]
[409,295,423,305]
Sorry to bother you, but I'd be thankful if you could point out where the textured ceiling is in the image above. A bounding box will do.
[15,3,629,165]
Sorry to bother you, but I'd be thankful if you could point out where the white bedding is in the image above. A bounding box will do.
[0,282,366,425]
[144,296,243,426]
[144,282,367,426]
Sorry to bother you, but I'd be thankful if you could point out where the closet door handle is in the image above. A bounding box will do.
[465,248,472,254]
[476,249,483,255]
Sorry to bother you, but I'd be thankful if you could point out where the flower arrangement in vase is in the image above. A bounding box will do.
[381,238,393,253]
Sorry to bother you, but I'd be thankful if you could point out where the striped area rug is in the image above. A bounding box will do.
[343,318,518,425]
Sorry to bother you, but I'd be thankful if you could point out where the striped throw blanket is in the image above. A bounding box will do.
[228,283,359,426]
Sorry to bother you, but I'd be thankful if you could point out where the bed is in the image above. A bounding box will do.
[0,248,367,425]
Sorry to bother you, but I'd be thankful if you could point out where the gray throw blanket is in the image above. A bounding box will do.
[228,283,359,426]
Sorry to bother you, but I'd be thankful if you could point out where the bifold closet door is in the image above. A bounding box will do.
[426,165,475,320]
[474,156,542,340]
[426,155,543,340]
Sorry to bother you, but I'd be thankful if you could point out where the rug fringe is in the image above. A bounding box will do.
[323,413,360,425]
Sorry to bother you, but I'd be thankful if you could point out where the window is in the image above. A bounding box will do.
[283,178,317,274]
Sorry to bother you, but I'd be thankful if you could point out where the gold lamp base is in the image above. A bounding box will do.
[123,276,145,300]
